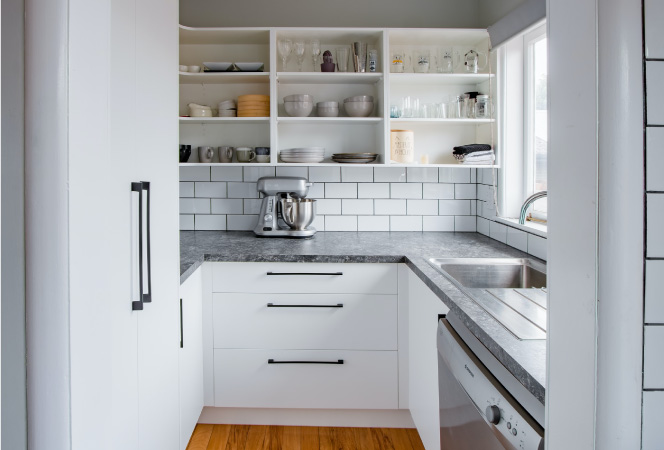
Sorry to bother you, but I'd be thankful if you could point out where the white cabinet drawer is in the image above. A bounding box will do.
[212,293,397,350]
[211,262,398,294]
[213,349,398,409]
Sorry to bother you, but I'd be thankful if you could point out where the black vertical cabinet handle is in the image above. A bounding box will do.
[141,181,152,303]
[179,298,184,348]
[131,182,144,311]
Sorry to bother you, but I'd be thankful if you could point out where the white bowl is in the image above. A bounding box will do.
[284,94,314,103]
[234,62,264,72]
[284,101,314,117]
[317,106,339,117]
[188,103,213,117]
[344,95,374,103]
[343,101,374,117]
[203,62,233,71]
[187,65,201,73]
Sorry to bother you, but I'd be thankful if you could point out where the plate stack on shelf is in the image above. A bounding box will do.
[279,147,326,164]
[331,153,379,164]
[237,95,270,117]
[218,99,237,117]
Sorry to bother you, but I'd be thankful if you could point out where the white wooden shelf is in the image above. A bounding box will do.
[388,73,493,86]
[179,162,500,168]
[390,118,494,124]
[277,72,383,85]
[179,117,269,124]
[277,117,383,125]
[179,72,269,84]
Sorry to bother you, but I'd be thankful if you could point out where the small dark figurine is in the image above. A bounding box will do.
[179,145,191,163]
[321,50,335,72]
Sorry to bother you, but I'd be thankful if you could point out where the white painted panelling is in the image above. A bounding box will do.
[439,167,470,183]
[645,0,664,58]
[243,199,263,215]
[211,166,243,182]
[407,200,438,216]
[477,217,490,236]
[439,200,471,216]
[243,166,276,182]
[180,182,194,197]
[211,199,243,215]
[528,234,547,260]
[195,182,227,198]
[227,182,258,199]
[325,183,357,198]
[374,167,406,182]
[358,183,390,199]
[309,166,341,182]
[375,199,407,215]
[423,216,455,232]
[647,62,664,125]
[341,167,373,182]
[646,127,664,192]
[180,166,210,181]
[407,168,438,183]
[180,215,194,230]
[390,216,422,231]
[647,194,664,257]
[316,199,342,215]
[195,215,227,231]
[646,260,664,323]
[423,183,455,199]
[506,227,528,252]
[227,215,258,231]
[276,166,308,178]
[454,216,476,232]
[180,198,211,214]
[308,182,325,199]
[391,183,422,199]
[489,221,507,243]
[325,216,358,231]
[642,391,664,450]
[454,183,477,199]
[342,199,374,215]
[358,216,390,231]
[644,326,664,388]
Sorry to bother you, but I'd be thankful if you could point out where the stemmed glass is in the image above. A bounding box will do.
[277,39,292,71]
[310,39,321,72]
[293,40,306,72]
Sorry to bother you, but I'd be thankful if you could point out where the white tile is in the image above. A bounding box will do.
[423,216,455,232]
[227,215,258,231]
[374,167,406,182]
[179,198,210,214]
[194,182,227,198]
[407,167,438,182]
[243,166,276,182]
[316,199,342,215]
[647,128,664,191]
[391,183,422,199]
[325,216,358,231]
[528,234,548,260]
[423,183,455,199]
[438,200,471,215]
[646,260,664,323]
[325,183,357,198]
[375,199,407,215]
[647,194,664,257]
[307,182,325,199]
[180,166,210,181]
[489,221,508,244]
[643,391,664,450]
[194,214,227,231]
[476,200,483,217]
[211,199,243,214]
[341,167,373,182]
[310,215,325,231]
[390,216,422,231]
[276,166,308,178]
[480,199,497,220]
[454,216,476,232]
[407,199,438,215]
[439,168,470,183]
[358,216,390,231]
[644,326,664,388]
[342,199,374,215]
[477,183,494,203]
[180,215,194,230]
[455,184,477,199]
[309,166,341,182]
[358,183,390,198]
[470,201,477,215]
[478,168,494,185]
[647,62,664,125]
[227,182,258,198]
[244,199,263,214]
[470,169,477,183]
[211,166,242,182]
[477,217,491,236]
[645,0,664,59]
[180,182,194,197]
[506,227,528,252]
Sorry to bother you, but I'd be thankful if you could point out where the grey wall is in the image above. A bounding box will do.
[477,0,528,28]
[180,0,481,28]
[1,0,28,447]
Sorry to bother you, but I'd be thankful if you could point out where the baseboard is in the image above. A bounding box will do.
[198,407,415,428]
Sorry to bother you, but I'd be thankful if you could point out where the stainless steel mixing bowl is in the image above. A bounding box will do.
[280,198,316,230]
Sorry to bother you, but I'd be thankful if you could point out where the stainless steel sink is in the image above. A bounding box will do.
[428,258,547,340]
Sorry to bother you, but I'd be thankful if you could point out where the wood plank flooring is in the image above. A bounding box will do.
[186,424,426,450]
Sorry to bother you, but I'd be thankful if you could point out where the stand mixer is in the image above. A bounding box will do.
[253,176,317,238]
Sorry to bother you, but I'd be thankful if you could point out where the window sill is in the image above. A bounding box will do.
[495,217,548,238]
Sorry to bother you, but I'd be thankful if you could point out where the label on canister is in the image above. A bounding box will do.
[390,130,414,163]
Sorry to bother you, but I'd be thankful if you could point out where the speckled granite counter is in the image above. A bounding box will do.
[180,230,546,405]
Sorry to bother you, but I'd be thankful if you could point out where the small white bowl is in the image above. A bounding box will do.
[343,101,374,117]
[179,65,188,72]
[284,94,314,103]
[187,65,201,73]
[284,101,314,117]
[234,62,265,72]
[344,95,374,103]
[317,106,339,117]
[203,62,233,71]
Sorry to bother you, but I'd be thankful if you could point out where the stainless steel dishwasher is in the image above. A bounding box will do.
[437,314,544,450]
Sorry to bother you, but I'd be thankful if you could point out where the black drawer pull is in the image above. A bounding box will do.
[268,359,344,365]
[267,303,343,308]
[266,272,343,276]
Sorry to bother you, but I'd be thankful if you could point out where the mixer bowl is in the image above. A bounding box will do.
[280,198,316,230]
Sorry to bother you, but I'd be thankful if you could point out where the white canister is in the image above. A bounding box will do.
[390,130,414,163]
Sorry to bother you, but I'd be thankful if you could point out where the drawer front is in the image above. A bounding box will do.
[211,262,398,294]
[212,293,397,350]
[214,349,398,409]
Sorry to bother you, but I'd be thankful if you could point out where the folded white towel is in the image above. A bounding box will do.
[463,150,494,159]
[460,153,495,165]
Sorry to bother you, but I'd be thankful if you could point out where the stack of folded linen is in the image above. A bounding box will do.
[452,144,495,165]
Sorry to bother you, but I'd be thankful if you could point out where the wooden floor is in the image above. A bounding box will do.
[186,424,426,450]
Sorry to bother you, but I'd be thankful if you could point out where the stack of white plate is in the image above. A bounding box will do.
[280,147,325,163]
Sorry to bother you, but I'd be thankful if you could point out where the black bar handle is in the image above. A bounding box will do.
[266,272,343,276]
[267,303,343,308]
[268,359,344,365]
[131,182,144,311]
[179,298,184,348]
[141,182,152,303]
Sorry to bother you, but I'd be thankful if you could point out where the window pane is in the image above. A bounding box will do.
[533,38,547,193]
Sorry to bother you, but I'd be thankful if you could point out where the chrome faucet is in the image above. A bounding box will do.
[519,191,547,224]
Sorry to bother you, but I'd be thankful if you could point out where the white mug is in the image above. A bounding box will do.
[236,147,256,163]
[256,155,270,163]
[179,65,188,72]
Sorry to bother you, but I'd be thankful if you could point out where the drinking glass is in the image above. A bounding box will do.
[294,40,306,72]
[413,48,430,73]
[402,96,420,118]
[336,47,349,72]
[277,39,292,71]
[436,47,457,73]
[310,39,321,72]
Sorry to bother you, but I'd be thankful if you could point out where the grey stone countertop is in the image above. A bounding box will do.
[180,230,546,404]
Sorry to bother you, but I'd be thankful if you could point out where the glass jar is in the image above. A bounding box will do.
[475,95,492,119]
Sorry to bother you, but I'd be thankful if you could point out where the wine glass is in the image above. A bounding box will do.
[277,39,292,71]
[293,40,306,72]
[310,39,321,72]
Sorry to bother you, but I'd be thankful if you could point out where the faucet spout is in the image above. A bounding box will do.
[519,191,547,224]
